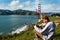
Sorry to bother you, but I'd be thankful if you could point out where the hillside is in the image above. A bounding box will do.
[0,17,60,40]
[0,9,36,15]
[0,9,60,16]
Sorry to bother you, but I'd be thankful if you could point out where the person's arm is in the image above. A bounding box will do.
[34,29,43,39]
[40,22,50,33]
[34,22,51,33]
[34,25,42,33]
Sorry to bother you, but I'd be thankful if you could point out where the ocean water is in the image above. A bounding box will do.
[0,15,38,34]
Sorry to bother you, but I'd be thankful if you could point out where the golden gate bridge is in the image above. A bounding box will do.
[36,1,42,22]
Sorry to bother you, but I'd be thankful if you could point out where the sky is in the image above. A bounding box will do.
[0,0,60,13]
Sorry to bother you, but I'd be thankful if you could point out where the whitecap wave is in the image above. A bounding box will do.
[11,25,28,35]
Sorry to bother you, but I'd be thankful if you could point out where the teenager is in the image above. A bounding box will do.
[34,15,56,40]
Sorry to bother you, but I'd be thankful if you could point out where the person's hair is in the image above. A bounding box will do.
[42,15,50,22]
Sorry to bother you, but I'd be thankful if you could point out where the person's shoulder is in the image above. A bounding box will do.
[48,21,53,24]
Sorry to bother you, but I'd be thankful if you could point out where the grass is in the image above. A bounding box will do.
[0,17,60,40]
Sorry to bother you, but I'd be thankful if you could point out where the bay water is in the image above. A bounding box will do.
[0,15,38,34]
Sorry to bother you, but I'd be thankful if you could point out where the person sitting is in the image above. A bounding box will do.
[34,15,56,40]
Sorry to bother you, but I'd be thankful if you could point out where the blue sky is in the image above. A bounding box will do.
[0,0,60,12]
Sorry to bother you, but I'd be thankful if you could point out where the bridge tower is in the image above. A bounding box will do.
[36,3,42,22]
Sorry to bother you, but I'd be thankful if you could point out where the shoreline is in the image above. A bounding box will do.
[11,25,28,35]
[0,19,39,35]
[0,23,37,35]
[11,21,38,35]
[0,25,29,35]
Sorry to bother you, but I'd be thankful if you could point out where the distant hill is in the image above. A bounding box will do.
[0,9,36,15]
[51,13,60,16]
[0,9,60,15]
[0,10,13,15]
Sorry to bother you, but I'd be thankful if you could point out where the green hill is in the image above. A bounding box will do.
[0,9,36,15]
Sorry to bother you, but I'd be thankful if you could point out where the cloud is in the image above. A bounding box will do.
[0,0,60,12]
[5,0,22,10]
[7,0,20,10]
[20,1,35,11]
[52,5,60,12]
[18,4,23,8]
[0,4,6,9]
[9,0,19,7]
[41,4,54,12]
[7,0,32,10]
[24,1,30,6]
[35,0,39,8]
[34,0,60,12]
